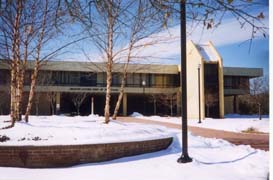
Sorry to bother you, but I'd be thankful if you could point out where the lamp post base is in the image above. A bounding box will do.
[177,154,192,163]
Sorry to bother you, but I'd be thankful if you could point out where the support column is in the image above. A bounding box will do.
[91,97,94,115]
[153,97,156,115]
[176,91,181,116]
[56,92,61,115]
[123,93,127,116]
[233,95,237,114]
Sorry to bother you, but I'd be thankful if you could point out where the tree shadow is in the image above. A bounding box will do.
[224,114,269,119]
[193,150,257,165]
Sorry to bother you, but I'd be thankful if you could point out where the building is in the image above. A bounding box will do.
[0,41,263,118]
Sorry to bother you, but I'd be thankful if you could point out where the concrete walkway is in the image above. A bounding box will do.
[117,117,269,151]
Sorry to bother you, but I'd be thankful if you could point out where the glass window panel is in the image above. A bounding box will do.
[134,73,141,86]
[126,74,133,86]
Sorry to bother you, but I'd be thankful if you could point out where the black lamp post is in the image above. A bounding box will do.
[198,64,202,124]
[177,0,192,163]
[142,80,146,115]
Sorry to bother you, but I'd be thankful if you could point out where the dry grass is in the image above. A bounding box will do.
[241,127,262,134]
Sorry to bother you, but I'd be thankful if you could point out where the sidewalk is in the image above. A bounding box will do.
[117,117,269,151]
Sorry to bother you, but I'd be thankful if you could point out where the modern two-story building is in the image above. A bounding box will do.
[0,41,263,118]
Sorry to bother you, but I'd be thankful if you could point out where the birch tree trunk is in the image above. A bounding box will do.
[10,62,17,126]
[104,61,113,123]
[25,64,39,122]
[48,92,56,115]
[15,62,24,121]
[9,0,23,127]
[111,1,159,120]
[17,39,30,121]
[104,2,114,124]
[112,71,127,120]
[112,50,131,120]
[24,0,48,122]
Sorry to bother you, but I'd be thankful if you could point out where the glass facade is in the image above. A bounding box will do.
[204,63,220,118]
[224,76,249,89]
[0,70,179,88]
[0,68,250,90]
[125,73,178,88]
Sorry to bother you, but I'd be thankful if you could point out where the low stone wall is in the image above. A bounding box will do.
[0,137,173,168]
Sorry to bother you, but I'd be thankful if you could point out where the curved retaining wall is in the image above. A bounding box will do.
[0,137,173,168]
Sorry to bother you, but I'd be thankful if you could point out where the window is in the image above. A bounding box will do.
[80,72,97,86]
[133,73,141,86]
[224,76,249,89]
[24,71,32,85]
[126,74,134,86]
[155,74,164,87]
[97,73,106,86]
[224,77,232,89]
[112,73,121,86]
[0,70,9,85]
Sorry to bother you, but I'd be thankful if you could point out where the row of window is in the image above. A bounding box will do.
[224,76,249,89]
[0,70,179,88]
[0,70,250,89]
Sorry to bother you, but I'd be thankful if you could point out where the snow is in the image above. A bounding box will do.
[0,115,172,146]
[196,44,218,61]
[0,115,269,180]
[131,113,269,133]
[130,112,144,117]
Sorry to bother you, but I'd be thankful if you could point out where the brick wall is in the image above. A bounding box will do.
[0,137,173,168]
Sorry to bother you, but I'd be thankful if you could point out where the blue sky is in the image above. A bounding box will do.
[192,0,269,78]
[217,38,269,76]
[56,1,269,78]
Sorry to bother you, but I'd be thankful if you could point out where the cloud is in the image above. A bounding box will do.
[59,14,268,64]
[127,16,268,64]
[188,17,268,46]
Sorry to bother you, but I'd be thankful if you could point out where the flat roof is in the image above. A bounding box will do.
[0,60,179,74]
[223,67,263,77]
[1,60,263,77]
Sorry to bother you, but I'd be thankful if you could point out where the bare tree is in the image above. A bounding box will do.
[47,92,57,115]
[23,0,50,122]
[71,93,88,115]
[37,71,57,115]
[151,93,177,116]
[67,1,174,122]
[70,0,121,123]
[0,0,85,127]
[24,0,84,122]
[147,94,158,115]
[148,1,267,39]
[67,1,132,123]
[78,0,266,123]
[249,77,269,120]
[112,1,171,119]
[1,0,267,127]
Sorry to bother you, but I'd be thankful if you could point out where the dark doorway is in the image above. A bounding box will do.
[204,63,220,118]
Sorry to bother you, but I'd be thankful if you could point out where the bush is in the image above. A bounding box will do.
[242,127,258,133]
[0,135,10,142]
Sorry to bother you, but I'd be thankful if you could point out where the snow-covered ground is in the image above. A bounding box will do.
[131,112,269,133]
[0,115,269,180]
[0,115,172,146]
